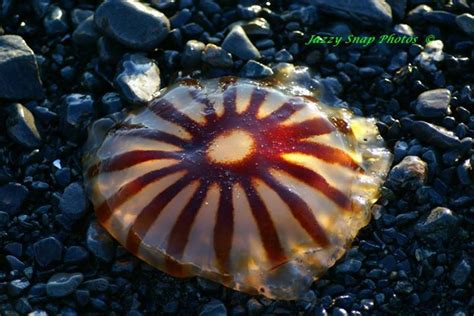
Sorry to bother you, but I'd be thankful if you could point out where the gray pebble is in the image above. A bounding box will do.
[0,182,29,215]
[222,25,260,60]
[415,88,451,118]
[33,236,62,267]
[59,182,86,221]
[450,259,471,286]
[388,156,428,190]
[46,273,83,297]
[202,44,233,68]
[72,16,99,48]
[240,60,273,78]
[181,40,205,69]
[86,221,115,262]
[411,120,461,148]
[416,207,459,244]
[7,103,42,148]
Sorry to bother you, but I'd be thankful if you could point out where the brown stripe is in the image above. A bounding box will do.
[292,142,361,171]
[259,172,330,247]
[241,178,287,265]
[150,98,202,135]
[213,184,234,273]
[126,174,195,254]
[95,164,185,224]
[116,128,189,148]
[88,150,183,178]
[222,85,237,115]
[245,88,268,116]
[188,89,218,124]
[277,118,335,139]
[274,160,351,210]
[261,101,305,124]
[166,181,209,260]
[218,76,237,89]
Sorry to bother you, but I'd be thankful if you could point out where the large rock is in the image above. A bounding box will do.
[387,156,428,190]
[0,35,44,100]
[312,0,392,27]
[415,88,451,118]
[6,103,42,148]
[94,0,170,51]
[222,25,260,60]
[411,120,461,149]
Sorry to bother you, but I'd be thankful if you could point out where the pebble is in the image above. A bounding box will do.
[199,299,227,316]
[456,13,474,38]
[46,273,83,297]
[0,211,10,227]
[242,18,272,36]
[64,246,89,265]
[415,88,451,118]
[222,25,260,60]
[71,8,94,27]
[94,0,170,51]
[336,259,362,274]
[15,297,33,314]
[181,40,205,68]
[415,40,444,73]
[97,37,127,64]
[72,16,99,48]
[202,44,233,68]
[275,49,293,62]
[32,0,50,18]
[450,259,471,286]
[416,207,459,244]
[0,35,44,100]
[82,278,109,292]
[240,60,273,78]
[313,0,392,27]
[388,156,427,190]
[6,103,42,148]
[59,182,86,221]
[60,93,94,135]
[8,278,30,297]
[411,120,461,148]
[100,92,123,114]
[86,221,115,262]
[33,237,62,267]
[0,182,29,215]
[43,5,69,35]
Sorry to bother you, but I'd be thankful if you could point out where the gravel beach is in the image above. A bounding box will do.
[0,0,473,315]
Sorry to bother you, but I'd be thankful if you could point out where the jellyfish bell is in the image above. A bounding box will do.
[83,67,392,300]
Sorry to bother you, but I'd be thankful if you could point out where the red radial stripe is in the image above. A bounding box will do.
[241,178,287,265]
[274,160,351,211]
[166,181,209,260]
[222,85,237,115]
[261,101,305,124]
[88,150,183,178]
[259,172,330,247]
[188,89,218,124]
[292,142,361,171]
[115,128,189,148]
[126,174,195,254]
[245,88,269,116]
[150,98,203,135]
[274,118,335,139]
[95,164,185,224]
[213,184,234,273]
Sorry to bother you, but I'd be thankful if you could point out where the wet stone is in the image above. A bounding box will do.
[450,259,471,286]
[242,18,272,36]
[97,37,127,64]
[199,299,227,316]
[114,54,161,104]
[222,25,260,60]
[94,0,170,51]
[181,40,205,69]
[240,60,273,78]
[86,221,115,262]
[71,8,94,27]
[15,297,33,314]
[33,237,62,267]
[0,183,29,215]
[415,89,451,118]
[415,40,444,73]
[32,0,50,18]
[59,182,86,221]
[335,259,362,274]
[388,156,428,191]
[64,246,89,265]
[0,35,44,100]
[72,16,99,48]
[8,278,30,297]
[456,13,474,38]
[6,103,42,149]
[100,92,123,115]
[416,207,459,244]
[46,273,83,297]
[202,44,233,68]
[82,278,109,292]
[411,120,461,149]
[60,93,94,135]
[43,5,69,35]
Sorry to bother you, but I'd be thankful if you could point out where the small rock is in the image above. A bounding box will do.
[181,40,205,68]
[82,278,109,292]
[86,221,115,262]
[415,40,444,73]
[94,0,170,51]
[43,5,69,35]
[0,35,44,100]
[97,36,127,64]
[457,159,472,185]
[46,273,83,297]
[114,54,161,104]
[416,207,459,244]
[275,49,293,62]
[242,18,272,36]
[199,299,227,316]
[313,0,392,27]
[450,259,471,286]
[59,182,86,221]
[33,237,62,267]
[335,259,362,274]
[6,103,42,148]
[32,0,51,18]
[64,246,89,265]
[0,211,10,227]
[222,25,260,60]
[388,156,428,190]
[72,16,99,48]
[60,93,94,135]
[386,0,406,20]
[247,298,264,315]
[415,88,451,118]
[240,60,273,78]
[456,13,474,38]
[15,297,33,314]
[71,8,94,27]
[0,183,29,215]
[8,278,30,297]
[75,289,90,306]
[202,44,233,68]
[6,255,25,271]
[411,120,461,148]
[100,92,123,114]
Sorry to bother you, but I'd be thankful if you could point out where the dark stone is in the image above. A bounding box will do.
[181,40,205,69]
[64,246,89,265]
[0,35,44,100]
[72,16,99,48]
[275,49,293,62]
[423,10,457,26]
[222,25,260,60]
[15,297,33,314]
[97,37,127,64]
[450,259,471,286]
[94,0,170,51]
[411,120,461,148]
[71,8,94,27]
[86,221,115,262]
[456,13,474,38]
[6,255,26,271]
[8,278,30,297]
[75,289,90,306]
[100,92,123,114]
[415,207,459,244]
[4,242,22,257]
[202,44,233,68]
[386,0,406,20]
[114,54,161,104]
[59,182,86,221]
[54,168,71,187]
[33,237,62,267]
[242,18,272,36]
[0,183,29,215]
[7,103,41,148]
[32,0,51,18]
[415,88,451,118]
[415,40,444,73]
[0,211,10,227]
[199,299,227,316]
[170,8,191,28]
[388,155,427,190]
[240,60,273,78]
[82,278,109,292]
[46,273,83,297]
[60,93,94,135]
[336,259,362,274]
[457,159,472,185]
[312,0,392,27]
[43,5,69,35]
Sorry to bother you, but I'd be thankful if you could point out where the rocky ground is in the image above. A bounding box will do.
[0,0,473,315]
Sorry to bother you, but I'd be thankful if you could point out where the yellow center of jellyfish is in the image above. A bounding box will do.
[207,129,255,165]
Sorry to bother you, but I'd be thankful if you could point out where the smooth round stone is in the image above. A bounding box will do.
[199,299,227,316]
[387,156,428,190]
[415,207,459,244]
[59,182,86,221]
[239,60,273,78]
[94,0,170,51]
[46,273,83,297]
[456,13,474,38]
[86,221,115,262]
[43,5,69,35]
[0,182,29,215]
[72,16,99,48]
[6,103,42,149]
[202,44,233,68]
[181,40,205,69]
[33,237,62,267]
[415,88,451,118]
